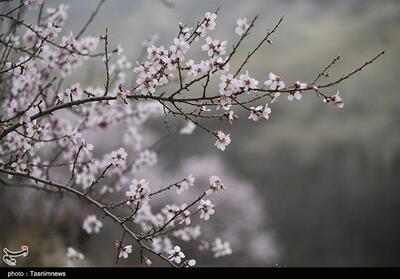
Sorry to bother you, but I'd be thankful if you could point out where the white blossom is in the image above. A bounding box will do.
[176,174,195,194]
[179,121,196,135]
[200,105,211,112]
[134,61,157,79]
[185,59,198,77]
[24,0,43,10]
[211,238,232,258]
[288,81,307,101]
[214,131,231,151]
[239,71,259,91]
[198,199,215,221]
[204,12,217,30]
[168,246,185,264]
[66,83,84,101]
[248,103,271,121]
[40,22,62,39]
[219,73,241,97]
[118,245,133,259]
[144,257,152,266]
[218,96,232,111]
[10,160,28,175]
[323,90,344,108]
[125,178,151,205]
[264,72,285,99]
[170,38,190,61]
[67,247,84,262]
[206,176,224,195]
[178,204,191,225]
[136,77,158,96]
[114,85,132,104]
[199,59,211,73]
[81,140,94,157]
[110,148,128,167]
[173,226,201,242]
[82,215,103,234]
[235,17,250,36]
[202,36,216,57]
[194,12,217,38]
[183,259,196,267]
[333,90,344,108]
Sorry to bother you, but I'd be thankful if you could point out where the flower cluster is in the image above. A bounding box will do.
[125,179,151,206]
[0,0,379,268]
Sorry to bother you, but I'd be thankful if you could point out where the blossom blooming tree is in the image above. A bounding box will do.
[0,0,384,267]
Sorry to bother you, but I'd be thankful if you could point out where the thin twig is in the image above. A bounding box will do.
[76,0,106,40]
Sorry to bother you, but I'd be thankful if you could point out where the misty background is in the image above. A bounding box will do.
[1,0,399,267]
